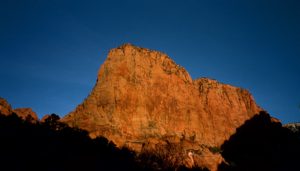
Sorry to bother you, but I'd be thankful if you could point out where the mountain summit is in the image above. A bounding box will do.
[62,44,263,170]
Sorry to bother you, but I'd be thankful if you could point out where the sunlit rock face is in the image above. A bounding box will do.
[62,44,263,170]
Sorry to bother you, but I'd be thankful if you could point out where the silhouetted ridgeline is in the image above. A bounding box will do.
[0,112,207,171]
[218,111,300,171]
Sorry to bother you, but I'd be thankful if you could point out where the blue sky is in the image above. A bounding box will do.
[0,0,299,123]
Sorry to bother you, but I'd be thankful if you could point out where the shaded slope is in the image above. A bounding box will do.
[218,111,300,171]
[0,111,211,171]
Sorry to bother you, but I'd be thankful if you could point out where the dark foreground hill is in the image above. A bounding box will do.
[0,112,208,171]
[1,111,299,171]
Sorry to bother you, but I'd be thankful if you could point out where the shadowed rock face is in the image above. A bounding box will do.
[218,111,299,171]
[62,44,263,170]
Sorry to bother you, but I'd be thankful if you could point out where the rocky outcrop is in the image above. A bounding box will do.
[62,44,263,170]
[284,122,300,133]
[0,97,38,122]
[41,114,51,122]
[13,108,38,121]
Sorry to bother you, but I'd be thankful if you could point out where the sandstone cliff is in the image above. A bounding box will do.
[62,44,263,170]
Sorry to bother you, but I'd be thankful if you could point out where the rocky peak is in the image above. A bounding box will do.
[101,43,192,85]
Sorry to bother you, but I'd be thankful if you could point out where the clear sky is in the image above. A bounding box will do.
[0,0,299,123]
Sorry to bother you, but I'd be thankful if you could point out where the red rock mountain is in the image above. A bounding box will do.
[62,44,263,170]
